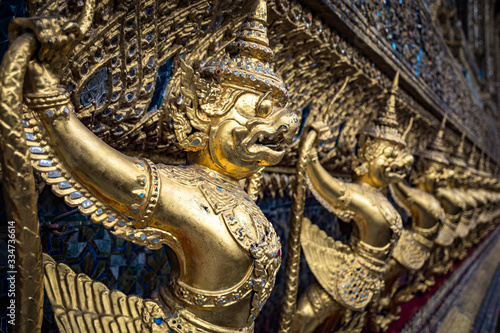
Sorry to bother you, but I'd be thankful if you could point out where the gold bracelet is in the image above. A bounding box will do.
[136,159,161,228]
[24,87,70,109]
[34,104,72,121]
[413,222,440,239]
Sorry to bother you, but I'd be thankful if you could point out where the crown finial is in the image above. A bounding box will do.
[364,72,406,146]
[200,0,288,103]
[478,151,485,172]
[436,114,447,142]
[468,144,476,167]
[449,129,467,167]
[386,71,399,115]
[485,156,492,174]
[456,131,465,157]
[419,114,449,164]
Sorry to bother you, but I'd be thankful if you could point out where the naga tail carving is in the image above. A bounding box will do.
[0,33,42,332]
[0,2,96,330]
[279,130,318,333]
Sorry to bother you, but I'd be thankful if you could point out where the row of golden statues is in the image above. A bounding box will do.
[0,0,499,332]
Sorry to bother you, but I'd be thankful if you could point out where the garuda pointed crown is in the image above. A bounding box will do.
[478,151,490,177]
[419,114,450,165]
[201,0,288,104]
[449,131,467,168]
[468,144,477,169]
[175,0,288,151]
[364,72,406,147]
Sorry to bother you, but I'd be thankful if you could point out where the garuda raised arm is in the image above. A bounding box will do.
[421,120,466,279]
[3,0,299,331]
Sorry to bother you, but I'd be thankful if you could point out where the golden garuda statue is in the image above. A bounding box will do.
[422,117,466,278]
[446,132,477,261]
[0,0,299,331]
[449,133,476,239]
[371,116,450,330]
[465,146,488,244]
[470,153,500,240]
[290,73,414,333]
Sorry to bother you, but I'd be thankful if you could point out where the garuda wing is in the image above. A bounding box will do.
[300,217,352,293]
[301,218,379,311]
[43,253,163,333]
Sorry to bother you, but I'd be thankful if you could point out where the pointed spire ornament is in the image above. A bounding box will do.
[468,144,476,167]
[449,130,467,168]
[200,0,288,103]
[365,72,406,146]
[485,156,492,175]
[420,114,449,165]
[456,131,465,157]
[478,151,488,176]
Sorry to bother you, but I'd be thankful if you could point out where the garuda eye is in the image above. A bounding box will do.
[256,91,273,117]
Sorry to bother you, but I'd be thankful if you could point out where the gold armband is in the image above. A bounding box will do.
[24,88,71,121]
[24,87,70,109]
[136,158,161,228]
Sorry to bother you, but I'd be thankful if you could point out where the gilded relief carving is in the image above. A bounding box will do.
[1,0,500,332]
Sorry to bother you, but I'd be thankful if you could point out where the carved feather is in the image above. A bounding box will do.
[301,217,352,293]
[43,253,161,333]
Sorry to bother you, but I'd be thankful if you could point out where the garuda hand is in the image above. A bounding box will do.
[9,17,81,93]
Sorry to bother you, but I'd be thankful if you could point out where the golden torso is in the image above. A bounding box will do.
[348,182,402,248]
[152,164,281,327]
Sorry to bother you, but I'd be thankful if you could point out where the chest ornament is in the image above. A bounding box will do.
[159,164,281,324]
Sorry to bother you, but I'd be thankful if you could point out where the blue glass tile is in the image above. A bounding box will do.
[147,57,174,113]
[58,181,71,189]
[70,191,82,199]
[47,170,61,178]
[30,146,44,154]
[39,159,52,167]
[82,200,93,208]
[415,48,423,75]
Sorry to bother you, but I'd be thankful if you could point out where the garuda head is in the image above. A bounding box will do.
[353,72,414,187]
[173,0,299,179]
[412,115,453,191]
